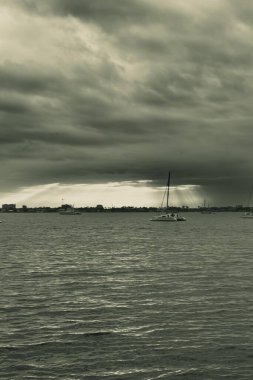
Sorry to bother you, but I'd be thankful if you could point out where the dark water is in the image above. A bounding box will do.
[0,212,252,379]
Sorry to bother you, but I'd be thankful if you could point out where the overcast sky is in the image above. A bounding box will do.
[0,0,253,207]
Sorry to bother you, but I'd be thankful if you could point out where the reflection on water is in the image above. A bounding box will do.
[0,212,253,379]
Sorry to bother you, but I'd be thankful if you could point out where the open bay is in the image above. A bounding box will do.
[1,212,252,379]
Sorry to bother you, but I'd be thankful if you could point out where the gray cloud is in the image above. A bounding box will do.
[0,0,253,204]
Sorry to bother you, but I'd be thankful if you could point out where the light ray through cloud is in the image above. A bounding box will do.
[1,0,252,205]
[0,182,202,208]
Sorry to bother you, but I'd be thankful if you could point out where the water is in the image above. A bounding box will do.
[0,212,252,379]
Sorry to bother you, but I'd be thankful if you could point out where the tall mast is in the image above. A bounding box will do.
[166,171,171,210]
[247,184,253,207]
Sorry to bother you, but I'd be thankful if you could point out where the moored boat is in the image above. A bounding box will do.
[241,184,253,219]
[241,212,253,219]
[59,206,81,215]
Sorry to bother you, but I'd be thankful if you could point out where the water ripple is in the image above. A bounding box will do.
[1,212,253,379]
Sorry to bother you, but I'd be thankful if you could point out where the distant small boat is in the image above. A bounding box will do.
[241,184,253,219]
[150,172,186,222]
[59,206,81,215]
[241,212,253,219]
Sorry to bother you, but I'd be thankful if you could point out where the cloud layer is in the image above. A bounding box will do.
[0,0,253,204]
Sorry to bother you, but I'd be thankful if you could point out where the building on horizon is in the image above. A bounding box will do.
[1,204,17,212]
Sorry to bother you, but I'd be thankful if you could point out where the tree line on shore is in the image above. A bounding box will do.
[1,204,250,213]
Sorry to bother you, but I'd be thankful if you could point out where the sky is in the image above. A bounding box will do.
[0,0,253,207]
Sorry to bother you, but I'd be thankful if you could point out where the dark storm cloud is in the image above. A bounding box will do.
[12,0,154,27]
[0,0,253,203]
[0,63,63,94]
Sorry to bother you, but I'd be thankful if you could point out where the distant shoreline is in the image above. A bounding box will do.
[0,206,250,213]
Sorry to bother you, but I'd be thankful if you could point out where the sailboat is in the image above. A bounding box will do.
[150,172,186,222]
[241,184,253,218]
[201,199,213,214]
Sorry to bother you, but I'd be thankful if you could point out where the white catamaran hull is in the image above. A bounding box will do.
[150,213,186,222]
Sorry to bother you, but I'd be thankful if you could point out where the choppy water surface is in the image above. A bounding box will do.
[0,212,253,379]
